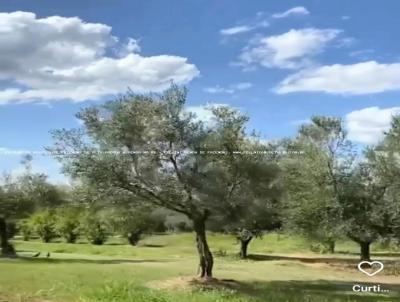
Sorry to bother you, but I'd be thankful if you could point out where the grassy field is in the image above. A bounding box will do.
[1,233,400,302]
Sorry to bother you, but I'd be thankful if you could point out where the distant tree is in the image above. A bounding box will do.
[213,138,282,259]
[233,197,281,259]
[48,86,274,278]
[55,207,82,243]
[148,209,168,233]
[111,207,153,245]
[30,210,57,243]
[339,154,395,261]
[282,116,355,253]
[81,211,109,245]
[380,115,400,242]
[340,115,400,260]
[18,219,33,241]
[3,154,66,247]
[0,187,22,256]
[0,156,37,256]
[165,213,192,233]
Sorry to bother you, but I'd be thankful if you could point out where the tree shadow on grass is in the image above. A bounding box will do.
[337,251,400,258]
[247,253,399,266]
[15,256,171,265]
[245,280,400,301]
[140,244,166,248]
[247,253,358,264]
[190,279,400,301]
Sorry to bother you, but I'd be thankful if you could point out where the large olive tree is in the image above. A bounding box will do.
[49,86,268,278]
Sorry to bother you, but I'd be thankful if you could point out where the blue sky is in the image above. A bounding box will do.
[1,0,400,183]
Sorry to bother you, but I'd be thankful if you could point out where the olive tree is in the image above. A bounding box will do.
[340,115,400,260]
[49,86,264,278]
[282,116,355,253]
[212,138,282,259]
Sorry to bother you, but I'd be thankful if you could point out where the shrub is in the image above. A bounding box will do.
[30,210,57,243]
[148,210,168,233]
[55,207,81,243]
[81,213,108,245]
[309,242,333,254]
[165,215,192,233]
[18,219,33,241]
[112,209,153,246]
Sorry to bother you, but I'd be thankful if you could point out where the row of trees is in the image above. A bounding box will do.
[283,116,400,261]
[20,207,191,245]
[0,164,191,248]
[1,86,400,279]
[20,208,123,245]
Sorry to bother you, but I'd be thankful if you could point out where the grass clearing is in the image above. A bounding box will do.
[1,233,399,302]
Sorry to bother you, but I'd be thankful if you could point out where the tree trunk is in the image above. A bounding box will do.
[239,237,252,259]
[127,230,142,246]
[193,218,214,279]
[360,241,371,261]
[327,240,335,254]
[0,217,16,257]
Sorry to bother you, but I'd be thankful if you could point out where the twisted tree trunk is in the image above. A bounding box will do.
[360,241,371,261]
[193,217,213,279]
[0,217,16,257]
[239,237,253,259]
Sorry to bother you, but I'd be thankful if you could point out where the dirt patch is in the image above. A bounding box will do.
[148,276,244,292]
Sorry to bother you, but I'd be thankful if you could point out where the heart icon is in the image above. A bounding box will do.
[357,261,384,276]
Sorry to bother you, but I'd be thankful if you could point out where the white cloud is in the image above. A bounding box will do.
[220,25,255,36]
[0,147,32,154]
[349,49,374,58]
[186,103,228,124]
[117,37,141,56]
[238,28,340,69]
[0,11,199,105]
[277,61,400,95]
[234,82,253,90]
[203,82,252,94]
[272,6,310,19]
[220,12,269,37]
[345,107,400,144]
[204,86,234,94]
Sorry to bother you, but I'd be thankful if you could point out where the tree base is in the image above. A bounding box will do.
[196,275,217,282]
[0,244,17,258]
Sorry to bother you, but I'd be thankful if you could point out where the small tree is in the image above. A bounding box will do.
[148,209,168,233]
[30,210,57,243]
[55,207,81,243]
[0,157,36,256]
[109,206,153,245]
[165,214,192,233]
[18,219,33,241]
[81,212,108,245]
[1,155,66,255]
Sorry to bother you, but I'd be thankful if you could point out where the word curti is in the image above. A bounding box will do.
[352,284,389,293]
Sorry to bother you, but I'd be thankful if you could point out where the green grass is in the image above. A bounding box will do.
[1,233,400,302]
